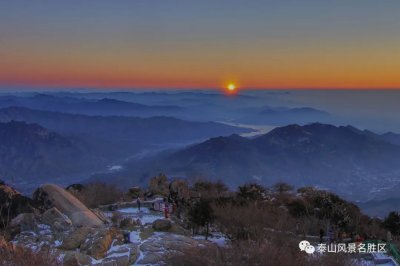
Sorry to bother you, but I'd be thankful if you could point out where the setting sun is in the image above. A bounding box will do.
[227,83,236,92]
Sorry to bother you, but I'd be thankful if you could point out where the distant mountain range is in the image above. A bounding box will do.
[359,197,400,218]
[0,106,250,155]
[0,121,104,183]
[0,93,334,124]
[236,106,331,125]
[0,107,251,191]
[0,94,183,117]
[381,132,400,146]
[94,123,400,203]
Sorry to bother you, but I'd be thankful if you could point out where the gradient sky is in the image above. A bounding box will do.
[1,1,400,89]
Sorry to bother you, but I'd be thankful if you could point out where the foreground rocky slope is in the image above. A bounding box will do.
[1,182,219,265]
[2,177,400,266]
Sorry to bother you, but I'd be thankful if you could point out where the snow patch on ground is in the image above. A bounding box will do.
[54,240,62,247]
[117,207,162,225]
[193,232,229,247]
[129,230,141,243]
[118,207,150,214]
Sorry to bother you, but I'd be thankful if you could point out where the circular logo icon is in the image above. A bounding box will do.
[305,245,315,254]
[299,240,310,251]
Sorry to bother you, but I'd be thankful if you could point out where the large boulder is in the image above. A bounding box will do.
[152,219,172,231]
[33,184,104,228]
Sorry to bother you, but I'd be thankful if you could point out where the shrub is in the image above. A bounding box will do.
[383,212,400,236]
[149,173,169,196]
[272,182,294,194]
[68,182,122,208]
[167,237,355,266]
[297,188,363,231]
[188,198,214,239]
[287,198,309,217]
[191,180,229,200]
[213,202,297,242]
[237,183,266,202]
[119,217,136,230]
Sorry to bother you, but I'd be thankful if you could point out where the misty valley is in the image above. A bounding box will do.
[1,90,400,218]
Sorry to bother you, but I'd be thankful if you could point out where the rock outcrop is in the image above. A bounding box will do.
[138,233,205,265]
[63,250,92,266]
[152,219,172,231]
[33,184,104,228]
[92,209,111,224]
[60,227,92,250]
[42,207,72,231]
[0,182,35,228]
[86,227,121,259]
[10,213,37,233]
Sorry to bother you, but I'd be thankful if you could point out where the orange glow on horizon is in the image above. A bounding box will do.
[1,1,400,91]
[2,37,400,90]
[2,61,400,90]
[1,77,400,90]
[1,39,400,90]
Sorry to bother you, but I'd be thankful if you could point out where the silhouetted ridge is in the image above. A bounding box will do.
[108,123,400,202]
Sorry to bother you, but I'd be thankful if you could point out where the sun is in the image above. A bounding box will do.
[227,83,236,92]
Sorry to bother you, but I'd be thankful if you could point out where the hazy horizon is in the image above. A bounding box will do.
[1,88,399,133]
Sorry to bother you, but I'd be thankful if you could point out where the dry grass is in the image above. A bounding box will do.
[167,235,355,266]
[170,194,355,266]
[213,202,297,242]
[167,239,309,266]
[0,245,60,266]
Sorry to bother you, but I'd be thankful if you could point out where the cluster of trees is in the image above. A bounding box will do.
[66,182,123,208]
[384,212,400,236]
[172,179,400,243]
[60,176,400,242]
[167,180,368,266]
[61,176,400,244]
